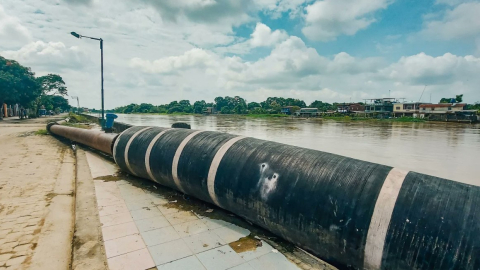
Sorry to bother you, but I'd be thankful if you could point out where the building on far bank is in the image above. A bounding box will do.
[281,106,300,115]
[336,103,365,113]
[295,108,319,117]
[419,103,477,122]
[363,98,398,118]
[393,102,430,117]
[203,107,217,115]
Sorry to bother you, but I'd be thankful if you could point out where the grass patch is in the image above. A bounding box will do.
[35,129,49,135]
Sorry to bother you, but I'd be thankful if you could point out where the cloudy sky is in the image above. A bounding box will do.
[1,0,479,109]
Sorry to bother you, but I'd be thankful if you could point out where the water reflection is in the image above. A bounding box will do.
[113,114,480,186]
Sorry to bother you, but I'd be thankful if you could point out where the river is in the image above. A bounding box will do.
[107,113,480,186]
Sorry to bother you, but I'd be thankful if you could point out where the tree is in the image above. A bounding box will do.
[0,56,40,119]
[309,100,335,111]
[247,102,261,110]
[455,94,463,103]
[36,74,67,96]
[193,100,207,114]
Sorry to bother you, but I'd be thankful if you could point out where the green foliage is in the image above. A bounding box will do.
[0,56,40,107]
[36,74,67,96]
[309,100,336,111]
[35,129,48,135]
[440,94,463,104]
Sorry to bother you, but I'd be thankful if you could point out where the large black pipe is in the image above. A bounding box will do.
[111,126,479,270]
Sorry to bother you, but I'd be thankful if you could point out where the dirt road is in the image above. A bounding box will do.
[0,116,75,269]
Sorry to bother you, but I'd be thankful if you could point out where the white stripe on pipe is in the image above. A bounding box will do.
[124,127,153,176]
[145,129,171,182]
[364,168,409,270]
[207,136,246,206]
[172,130,204,193]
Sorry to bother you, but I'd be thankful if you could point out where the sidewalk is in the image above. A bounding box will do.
[82,149,336,270]
[0,116,75,269]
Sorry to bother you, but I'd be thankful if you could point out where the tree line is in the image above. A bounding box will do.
[113,96,338,115]
[0,55,70,119]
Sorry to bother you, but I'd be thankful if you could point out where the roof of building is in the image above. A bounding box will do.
[419,103,466,108]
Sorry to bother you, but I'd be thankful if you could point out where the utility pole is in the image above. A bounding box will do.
[71,96,80,114]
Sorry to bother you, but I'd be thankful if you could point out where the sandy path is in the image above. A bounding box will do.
[0,117,75,269]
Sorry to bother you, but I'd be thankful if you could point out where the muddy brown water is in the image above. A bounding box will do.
[102,113,479,186]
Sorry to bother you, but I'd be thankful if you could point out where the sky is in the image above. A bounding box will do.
[1,0,480,109]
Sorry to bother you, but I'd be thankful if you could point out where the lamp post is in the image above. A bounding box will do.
[70,31,104,123]
[71,96,80,114]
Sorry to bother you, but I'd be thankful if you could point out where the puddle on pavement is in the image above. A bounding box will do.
[229,235,262,253]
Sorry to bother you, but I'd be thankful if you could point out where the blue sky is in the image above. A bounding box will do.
[1,0,479,108]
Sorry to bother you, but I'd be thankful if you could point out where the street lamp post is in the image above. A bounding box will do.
[71,96,80,114]
[70,31,105,123]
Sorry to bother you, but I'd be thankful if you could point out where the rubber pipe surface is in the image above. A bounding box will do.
[110,126,479,270]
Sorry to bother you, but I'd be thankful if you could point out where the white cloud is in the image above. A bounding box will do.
[421,2,480,40]
[250,23,289,47]
[130,48,219,74]
[0,5,32,48]
[1,41,89,72]
[379,52,480,86]
[302,0,392,41]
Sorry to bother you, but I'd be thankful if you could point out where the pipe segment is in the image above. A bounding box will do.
[51,123,480,270]
[49,123,118,155]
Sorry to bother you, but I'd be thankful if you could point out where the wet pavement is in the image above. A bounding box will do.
[84,150,334,270]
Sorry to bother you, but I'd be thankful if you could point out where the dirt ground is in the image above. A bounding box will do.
[0,116,75,269]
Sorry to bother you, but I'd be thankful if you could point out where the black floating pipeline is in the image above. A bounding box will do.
[109,126,479,270]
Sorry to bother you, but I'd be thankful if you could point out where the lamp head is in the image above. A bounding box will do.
[70,32,81,38]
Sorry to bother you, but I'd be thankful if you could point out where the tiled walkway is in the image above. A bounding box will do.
[85,152,301,270]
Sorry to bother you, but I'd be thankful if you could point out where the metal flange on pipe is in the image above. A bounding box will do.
[110,126,479,270]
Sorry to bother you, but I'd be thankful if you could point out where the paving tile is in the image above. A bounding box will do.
[100,212,134,227]
[107,248,155,270]
[157,255,206,270]
[165,211,198,225]
[196,245,246,270]
[228,263,255,270]
[96,197,125,207]
[130,207,163,221]
[173,219,209,238]
[98,203,129,217]
[144,192,169,205]
[157,204,181,215]
[247,252,300,270]
[135,216,170,232]
[102,222,139,241]
[148,238,193,266]
[213,225,250,244]
[125,199,155,211]
[201,218,230,230]
[183,231,226,254]
[141,226,180,247]
[104,234,146,258]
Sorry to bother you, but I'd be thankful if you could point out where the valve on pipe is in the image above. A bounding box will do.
[110,126,479,270]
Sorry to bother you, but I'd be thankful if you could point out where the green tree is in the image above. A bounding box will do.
[247,102,261,110]
[36,74,67,96]
[309,100,335,111]
[0,56,40,119]
[193,100,207,114]
[455,94,463,103]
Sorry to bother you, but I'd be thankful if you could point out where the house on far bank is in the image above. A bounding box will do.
[364,98,398,117]
[203,107,217,115]
[295,108,319,117]
[419,103,477,122]
[336,103,365,113]
[393,102,430,118]
[281,106,299,115]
